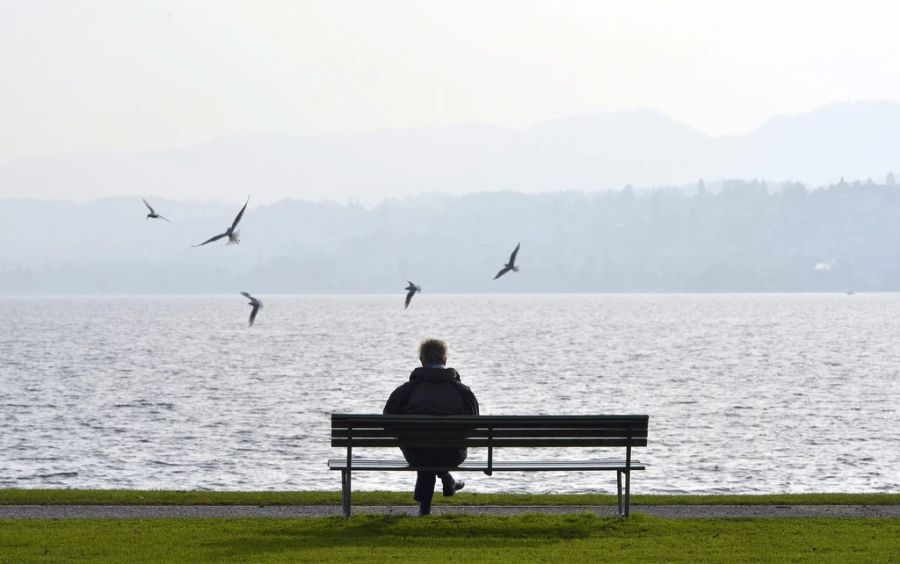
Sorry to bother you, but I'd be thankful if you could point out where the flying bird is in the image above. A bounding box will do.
[193,197,250,246]
[142,198,169,222]
[241,291,262,327]
[404,280,421,309]
[493,242,521,280]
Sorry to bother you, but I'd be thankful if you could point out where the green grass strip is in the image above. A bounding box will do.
[0,489,897,506]
[0,514,898,563]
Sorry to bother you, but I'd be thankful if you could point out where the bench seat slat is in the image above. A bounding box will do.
[332,438,647,447]
[335,414,646,423]
[332,426,649,431]
[333,428,648,439]
[334,416,647,429]
[334,414,647,421]
[328,458,646,472]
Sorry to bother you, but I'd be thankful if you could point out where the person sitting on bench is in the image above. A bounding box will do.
[383,338,480,516]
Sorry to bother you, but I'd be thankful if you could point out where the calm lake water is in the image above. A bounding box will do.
[1,294,898,494]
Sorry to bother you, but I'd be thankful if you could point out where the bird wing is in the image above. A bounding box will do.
[249,304,259,327]
[494,266,511,280]
[142,198,155,214]
[405,289,415,309]
[406,280,416,290]
[508,242,521,266]
[241,291,253,300]
[192,232,227,246]
[231,197,250,231]
[158,215,170,222]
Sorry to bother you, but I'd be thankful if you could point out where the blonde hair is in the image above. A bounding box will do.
[418,338,448,364]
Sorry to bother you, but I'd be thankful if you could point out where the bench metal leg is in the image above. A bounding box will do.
[624,470,631,518]
[341,470,351,518]
[616,471,623,517]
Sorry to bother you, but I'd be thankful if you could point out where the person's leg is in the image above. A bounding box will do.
[438,470,465,496]
[402,448,434,512]
[414,471,437,514]
[405,448,467,511]
[435,449,467,497]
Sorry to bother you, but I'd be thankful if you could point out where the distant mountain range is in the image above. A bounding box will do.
[2,101,899,203]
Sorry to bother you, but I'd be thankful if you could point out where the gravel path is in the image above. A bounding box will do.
[1,505,897,519]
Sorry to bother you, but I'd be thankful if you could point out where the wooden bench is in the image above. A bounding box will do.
[328,413,649,518]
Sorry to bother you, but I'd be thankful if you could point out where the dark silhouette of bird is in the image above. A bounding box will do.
[404,280,421,309]
[142,198,169,222]
[241,291,262,327]
[193,196,250,246]
[493,242,521,280]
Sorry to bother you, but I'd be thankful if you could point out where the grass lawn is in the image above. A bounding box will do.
[1,513,897,563]
[0,489,897,506]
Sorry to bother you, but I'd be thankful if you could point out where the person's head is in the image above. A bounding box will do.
[419,338,448,367]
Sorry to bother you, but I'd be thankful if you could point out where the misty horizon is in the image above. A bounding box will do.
[4,178,900,295]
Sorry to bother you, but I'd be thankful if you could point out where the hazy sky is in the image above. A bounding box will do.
[2,0,900,163]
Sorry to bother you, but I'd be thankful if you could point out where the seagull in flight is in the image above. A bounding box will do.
[493,242,521,280]
[142,198,169,222]
[193,197,250,246]
[404,280,421,309]
[241,291,262,327]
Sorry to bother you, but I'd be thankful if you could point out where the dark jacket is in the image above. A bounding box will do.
[384,367,479,416]
[383,367,479,465]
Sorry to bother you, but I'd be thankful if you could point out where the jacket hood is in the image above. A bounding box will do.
[409,366,461,383]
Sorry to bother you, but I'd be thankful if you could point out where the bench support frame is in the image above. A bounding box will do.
[341,469,352,518]
[330,414,647,519]
[336,455,636,519]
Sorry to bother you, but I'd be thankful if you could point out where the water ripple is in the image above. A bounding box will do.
[0,294,898,494]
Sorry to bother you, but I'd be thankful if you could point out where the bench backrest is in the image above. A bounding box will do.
[331,414,649,449]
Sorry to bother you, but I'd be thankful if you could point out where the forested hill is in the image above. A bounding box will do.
[3,180,900,294]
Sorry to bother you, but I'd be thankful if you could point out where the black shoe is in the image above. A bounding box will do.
[442,480,465,497]
[418,503,432,516]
